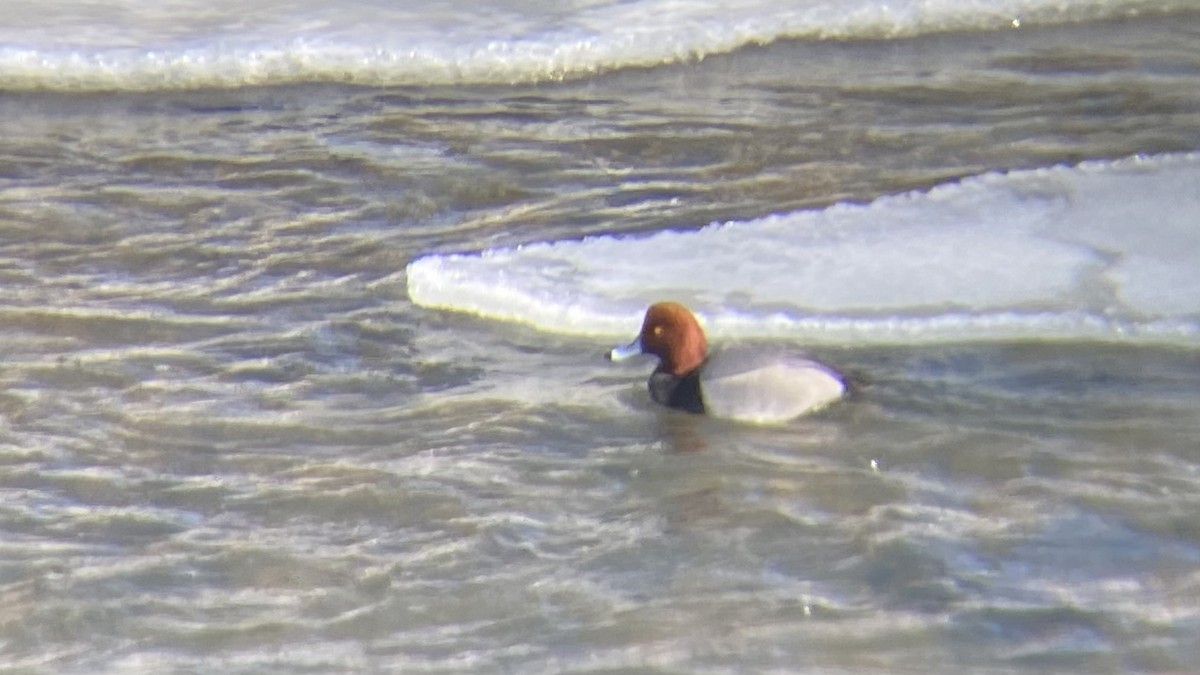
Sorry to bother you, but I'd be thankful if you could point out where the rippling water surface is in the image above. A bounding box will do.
[1,12,1199,673]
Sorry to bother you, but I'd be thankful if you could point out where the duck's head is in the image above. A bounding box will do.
[607,302,708,376]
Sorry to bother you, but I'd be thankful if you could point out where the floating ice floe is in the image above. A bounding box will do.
[407,153,1200,345]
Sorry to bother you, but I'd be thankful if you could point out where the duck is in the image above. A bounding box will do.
[606,302,845,423]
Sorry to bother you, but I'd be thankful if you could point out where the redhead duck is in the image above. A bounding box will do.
[607,302,845,423]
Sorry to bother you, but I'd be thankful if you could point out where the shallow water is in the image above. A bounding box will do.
[1,12,1199,673]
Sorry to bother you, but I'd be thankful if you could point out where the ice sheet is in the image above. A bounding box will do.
[407,153,1200,345]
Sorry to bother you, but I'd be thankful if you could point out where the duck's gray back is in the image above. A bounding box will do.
[700,347,844,423]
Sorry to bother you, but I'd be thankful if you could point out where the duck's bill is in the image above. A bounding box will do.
[606,337,643,362]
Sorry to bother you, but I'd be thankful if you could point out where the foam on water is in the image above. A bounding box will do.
[1,0,1194,90]
[406,153,1200,345]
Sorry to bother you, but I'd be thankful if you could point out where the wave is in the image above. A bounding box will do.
[406,153,1200,346]
[2,0,1195,91]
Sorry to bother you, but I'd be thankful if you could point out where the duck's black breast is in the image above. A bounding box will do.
[648,365,705,414]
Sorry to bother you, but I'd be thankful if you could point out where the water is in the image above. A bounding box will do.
[3,0,1192,90]
[1,1,1199,672]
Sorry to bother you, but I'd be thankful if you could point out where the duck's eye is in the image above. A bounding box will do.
[652,325,664,337]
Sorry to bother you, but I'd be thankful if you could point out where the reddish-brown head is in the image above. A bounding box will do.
[635,302,709,376]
